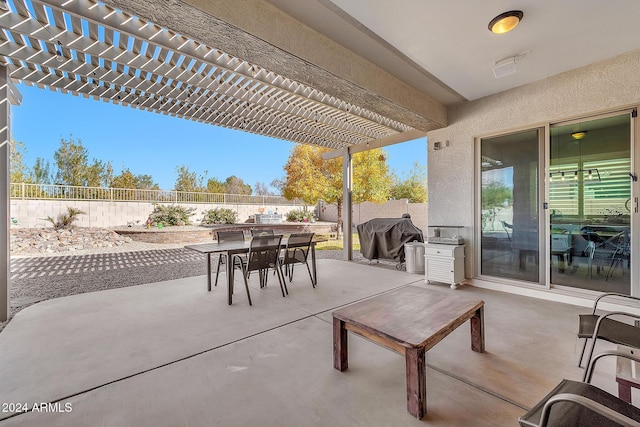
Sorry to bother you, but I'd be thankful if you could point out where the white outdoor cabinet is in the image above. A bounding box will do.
[424,244,465,289]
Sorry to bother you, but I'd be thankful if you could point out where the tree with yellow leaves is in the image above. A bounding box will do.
[283,144,392,236]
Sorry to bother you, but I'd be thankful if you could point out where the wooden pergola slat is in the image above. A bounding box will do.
[0,0,412,149]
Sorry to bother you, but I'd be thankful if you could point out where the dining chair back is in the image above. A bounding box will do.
[213,230,245,287]
[280,233,315,287]
[216,230,245,242]
[251,229,275,237]
[233,235,286,305]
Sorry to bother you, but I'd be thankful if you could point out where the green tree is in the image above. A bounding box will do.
[206,177,226,193]
[283,145,391,236]
[52,136,110,187]
[135,174,159,190]
[481,180,512,229]
[86,159,112,187]
[389,162,428,203]
[112,169,158,199]
[9,139,30,183]
[174,165,203,192]
[32,157,52,184]
[112,168,139,189]
[224,175,252,194]
[53,136,89,186]
[103,161,114,187]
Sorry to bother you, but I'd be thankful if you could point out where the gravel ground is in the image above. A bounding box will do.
[2,241,400,332]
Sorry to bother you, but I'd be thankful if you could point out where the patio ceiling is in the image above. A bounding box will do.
[0,0,424,150]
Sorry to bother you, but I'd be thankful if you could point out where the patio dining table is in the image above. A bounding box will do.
[185,236,323,305]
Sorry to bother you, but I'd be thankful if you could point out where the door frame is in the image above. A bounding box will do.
[474,107,638,297]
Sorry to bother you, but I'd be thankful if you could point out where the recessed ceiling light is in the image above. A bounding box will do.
[488,11,523,34]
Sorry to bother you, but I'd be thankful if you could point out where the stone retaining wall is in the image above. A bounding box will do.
[115,223,335,244]
[9,199,304,229]
[115,228,214,244]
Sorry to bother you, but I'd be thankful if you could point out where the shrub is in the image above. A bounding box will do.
[46,206,86,230]
[286,209,315,223]
[201,207,237,225]
[148,204,196,226]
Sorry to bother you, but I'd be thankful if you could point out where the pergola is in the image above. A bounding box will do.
[0,0,446,321]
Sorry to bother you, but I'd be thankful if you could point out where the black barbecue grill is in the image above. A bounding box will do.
[357,217,423,269]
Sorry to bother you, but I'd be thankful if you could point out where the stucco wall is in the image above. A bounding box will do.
[319,199,428,233]
[426,48,640,278]
[9,200,303,229]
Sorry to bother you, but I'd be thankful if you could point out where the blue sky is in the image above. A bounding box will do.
[11,84,427,191]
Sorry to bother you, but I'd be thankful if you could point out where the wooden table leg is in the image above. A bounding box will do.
[471,305,485,353]
[405,347,427,419]
[333,317,348,371]
[207,253,212,292]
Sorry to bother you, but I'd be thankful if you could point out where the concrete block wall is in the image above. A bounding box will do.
[9,200,303,229]
[318,199,428,232]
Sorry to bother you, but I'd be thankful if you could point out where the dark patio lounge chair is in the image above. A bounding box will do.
[577,292,640,367]
[518,350,640,427]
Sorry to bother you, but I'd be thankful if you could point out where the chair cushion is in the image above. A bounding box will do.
[519,379,640,427]
[578,314,640,349]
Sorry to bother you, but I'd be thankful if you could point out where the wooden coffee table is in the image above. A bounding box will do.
[332,286,485,419]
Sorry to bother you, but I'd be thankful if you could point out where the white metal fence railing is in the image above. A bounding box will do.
[9,183,301,206]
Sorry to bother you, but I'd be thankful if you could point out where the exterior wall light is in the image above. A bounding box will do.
[488,11,523,34]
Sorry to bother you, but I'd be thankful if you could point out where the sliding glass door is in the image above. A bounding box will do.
[478,112,633,295]
[480,130,541,283]
[549,114,632,294]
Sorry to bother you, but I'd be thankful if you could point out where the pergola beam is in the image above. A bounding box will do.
[1,0,413,152]
[322,129,427,160]
[105,0,447,133]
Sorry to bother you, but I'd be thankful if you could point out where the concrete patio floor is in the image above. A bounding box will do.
[0,259,626,426]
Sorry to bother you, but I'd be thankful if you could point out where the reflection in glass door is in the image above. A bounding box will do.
[480,130,540,283]
[549,114,631,294]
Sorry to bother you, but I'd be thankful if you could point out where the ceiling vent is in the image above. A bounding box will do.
[493,58,516,78]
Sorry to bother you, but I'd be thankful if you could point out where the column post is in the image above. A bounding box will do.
[342,148,352,260]
[0,65,10,321]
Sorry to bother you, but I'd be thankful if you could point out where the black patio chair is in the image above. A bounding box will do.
[583,241,598,279]
[214,230,245,287]
[580,228,625,279]
[577,292,640,367]
[232,235,286,305]
[500,220,513,241]
[605,233,630,281]
[280,233,315,287]
[250,229,275,237]
[518,350,640,427]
